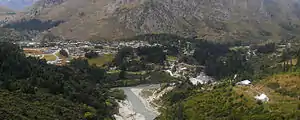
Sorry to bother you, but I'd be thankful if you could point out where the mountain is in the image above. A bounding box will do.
[0,0,38,10]
[14,0,300,42]
[0,6,16,25]
[0,6,14,12]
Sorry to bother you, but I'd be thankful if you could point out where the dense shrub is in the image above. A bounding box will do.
[85,51,98,58]
[59,49,69,57]
[0,42,116,119]
[257,43,276,54]
[110,89,126,100]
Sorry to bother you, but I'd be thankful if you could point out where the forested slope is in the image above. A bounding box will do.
[0,90,86,120]
[0,42,121,119]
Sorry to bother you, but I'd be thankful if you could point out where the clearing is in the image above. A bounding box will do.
[87,54,114,67]
[43,54,57,61]
[234,73,300,115]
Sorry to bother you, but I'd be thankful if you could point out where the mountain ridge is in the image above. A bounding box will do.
[11,0,300,42]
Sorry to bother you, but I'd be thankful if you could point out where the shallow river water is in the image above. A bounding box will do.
[118,85,160,120]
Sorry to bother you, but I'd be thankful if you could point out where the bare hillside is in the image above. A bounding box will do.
[15,0,300,42]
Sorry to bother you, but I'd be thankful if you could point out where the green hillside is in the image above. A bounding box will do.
[0,42,122,119]
[158,72,300,120]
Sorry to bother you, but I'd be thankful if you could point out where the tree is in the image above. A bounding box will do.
[193,41,229,65]
[69,58,89,70]
[119,64,127,79]
[113,47,134,66]
[59,49,69,57]
[178,55,198,65]
[257,43,276,54]
[137,46,166,65]
[282,50,290,72]
[0,42,118,119]
[296,49,300,68]
[85,51,98,59]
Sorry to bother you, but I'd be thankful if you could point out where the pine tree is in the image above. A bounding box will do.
[296,49,300,68]
[119,63,127,79]
[282,50,289,72]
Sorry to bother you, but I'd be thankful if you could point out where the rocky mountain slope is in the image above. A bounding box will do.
[0,6,14,12]
[0,6,15,25]
[16,0,300,42]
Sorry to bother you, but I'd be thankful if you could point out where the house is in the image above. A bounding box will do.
[47,61,56,64]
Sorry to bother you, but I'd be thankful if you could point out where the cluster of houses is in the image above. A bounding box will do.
[18,40,160,65]
[164,59,215,85]
[163,57,270,103]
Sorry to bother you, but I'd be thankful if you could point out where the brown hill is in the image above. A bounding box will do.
[16,0,300,42]
[0,6,15,24]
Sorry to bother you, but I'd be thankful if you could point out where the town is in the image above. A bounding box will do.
[15,40,154,66]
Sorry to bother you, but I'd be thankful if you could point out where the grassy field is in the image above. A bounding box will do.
[87,54,114,67]
[23,49,43,54]
[166,55,177,61]
[234,73,300,117]
[55,52,62,58]
[258,73,300,98]
[43,54,57,61]
[127,71,147,75]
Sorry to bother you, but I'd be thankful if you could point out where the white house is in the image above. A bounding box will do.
[255,94,269,102]
[236,80,251,86]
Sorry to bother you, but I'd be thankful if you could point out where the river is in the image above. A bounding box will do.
[116,84,160,120]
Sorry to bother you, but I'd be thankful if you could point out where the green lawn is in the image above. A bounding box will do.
[167,55,177,61]
[55,52,64,58]
[43,54,57,61]
[87,54,114,67]
[127,71,147,75]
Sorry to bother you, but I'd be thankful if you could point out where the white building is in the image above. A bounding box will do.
[255,94,269,102]
[236,80,251,86]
